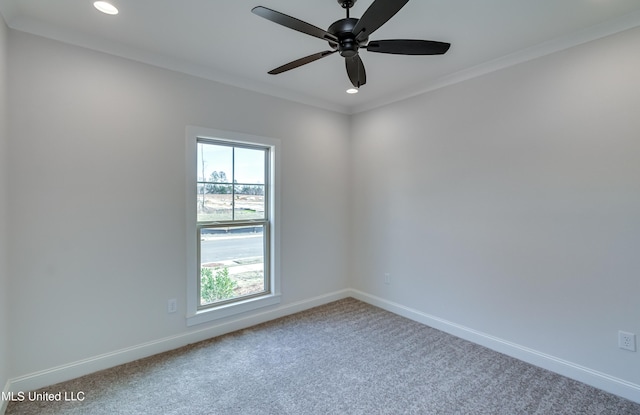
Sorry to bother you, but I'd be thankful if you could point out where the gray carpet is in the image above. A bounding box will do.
[6,298,640,414]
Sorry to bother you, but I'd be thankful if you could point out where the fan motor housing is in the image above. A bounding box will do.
[328,18,367,57]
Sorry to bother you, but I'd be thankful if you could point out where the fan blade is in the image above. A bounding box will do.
[268,50,337,75]
[352,0,410,42]
[365,40,451,55]
[252,6,338,44]
[345,55,366,88]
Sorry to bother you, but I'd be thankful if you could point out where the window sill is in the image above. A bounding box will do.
[186,293,281,327]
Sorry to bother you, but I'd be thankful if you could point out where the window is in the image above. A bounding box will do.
[186,127,280,326]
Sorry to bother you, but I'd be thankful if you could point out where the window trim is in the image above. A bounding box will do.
[186,126,281,326]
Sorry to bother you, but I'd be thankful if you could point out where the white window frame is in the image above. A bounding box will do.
[186,126,281,326]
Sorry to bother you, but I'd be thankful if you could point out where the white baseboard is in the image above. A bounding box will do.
[6,288,639,407]
[350,289,640,405]
[7,289,351,395]
[1,380,9,415]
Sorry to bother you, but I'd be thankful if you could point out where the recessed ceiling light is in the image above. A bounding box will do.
[346,88,358,94]
[94,1,118,15]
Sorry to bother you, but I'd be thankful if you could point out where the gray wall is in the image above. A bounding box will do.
[0,13,9,398]
[7,31,350,377]
[351,26,640,387]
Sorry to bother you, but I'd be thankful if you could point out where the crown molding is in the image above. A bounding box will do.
[349,9,640,114]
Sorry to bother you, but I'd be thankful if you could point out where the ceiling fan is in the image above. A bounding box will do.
[251,0,451,89]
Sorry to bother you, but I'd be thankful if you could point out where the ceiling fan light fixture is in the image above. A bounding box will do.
[252,1,450,89]
[94,1,118,15]
[346,88,359,94]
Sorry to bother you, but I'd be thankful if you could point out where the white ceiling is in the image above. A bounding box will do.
[2,0,640,114]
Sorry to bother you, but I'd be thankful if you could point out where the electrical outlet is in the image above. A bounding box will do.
[168,298,177,314]
[618,331,636,352]
[384,273,391,285]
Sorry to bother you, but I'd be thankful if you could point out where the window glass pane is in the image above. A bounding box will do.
[199,225,266,306]
[234,185,265,220]
[198,142,232,184]
[197,185,233,222]
[234,147,265,184]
